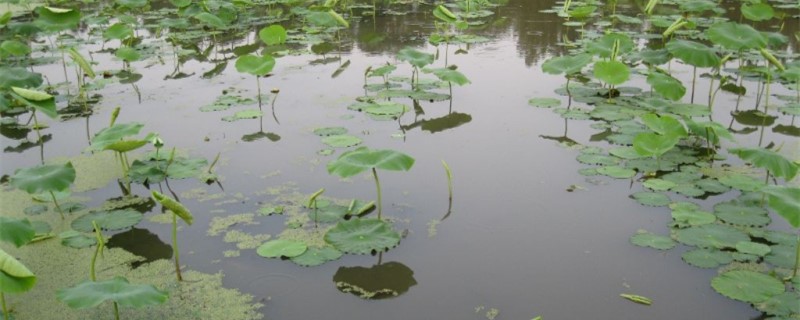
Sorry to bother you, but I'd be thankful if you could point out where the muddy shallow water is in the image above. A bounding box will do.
[2,0,798,319]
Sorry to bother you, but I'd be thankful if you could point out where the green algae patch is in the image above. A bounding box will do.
[208,213,259,236]
[49,152,122,192]
[223,230,271,250]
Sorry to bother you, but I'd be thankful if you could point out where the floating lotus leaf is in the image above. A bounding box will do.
[576,154,619,166]
[104,22,133,40]
[256,239,307,258]
[729,148,798,180]
[633,133,678,158]
[643,178,676,191]
[364,102,408,117]
[671,208,716,227]
[324,219,400,254]
[763,186,800,228]
[259,25,287,46]
[151,191,193,225]
[10,162,76,195]
[541,53,592,75]
[597,166,636,179]
[31,221,51,236]
[528,98,561,108]
[711,270,783,303]
[735,241,771,257]
[333,261,416,299]
[732,252,758,262]
[665,103,711,117]
[630,230,675,250]
[376,90,450,101]
[666,39,720,68]
[674,224,750,249]
[221,109,263,122]
[0,217,35,248]
[609,147,645,160]
[755,292,800,317]
[71,210,143,232]
[646,72,685,101]
[235,54,275,77]
[630,191,671,207]
[423,68,470,86]
[115,47,141,62]
[681,248,733,268]
[313,127,348,136]
[586,33,634,58]
[714,200,770,227]
[718,173,765,192]
[90,123,144,151]
[57,276,168,309]
[765,244,796,269]
[327,147,414,178]
[290,246,342,267]
[593,60,629,85]
[0,248,36,294]
[24,204,48,216]
[762,230,796,246]
[741,3,774,22]
[322,135,363,148]
[706,22,767,51]
[0,67,43,89]
[309,204,348,223]
[59,230,96,248]
[397,47,434,68]
[194,12,225,29]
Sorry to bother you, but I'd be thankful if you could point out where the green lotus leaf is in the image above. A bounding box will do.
[115,47,141,62]
[706,22,767,51]
[671,184,704,197]
[576,154,619,166]
[674,224,750,249]
[681,248,733,268]
[194,12,225,29]
[290,246,342,267]
[0,217,35,248]
[1,40,30,56]
[309,204,349,223]
[666,39,720,68]
[609,146,645,160]
[34,7,80,32]
[313,127,348,136]
[422,68,470,86]
[741,3,774,22]
[104,23,133,40]
[646,72,685,101]
[104,139,148,153]
[57,276,167,309]
[59,230,96,248]
[346,200,375,217]
[0,67,43,89]
[713,200,770,227]
[327,147,415,178]
[10,87,57,118]
[10,162,76,194]
[333,261,416,299]
[671,208,716,227]
[630,191,671,207]
[633,48,670,66]
[0,248,37,294]
[259,25,287,46]
[432,5,457,23]
[363,102,408,117]
[528,98,561,108]
[169,0,191,8]
[717,173,765,192]
[235,54,275,77]
[629,230,675,250]
[684,118,734,145]
[374,90,450,101]
[166,157,208,179]
[735,241,771,257]
[541,53,592,75]
[641,113,687,137]
[593,60,629,85]
[763,186,800,228]
[151,191,193,225]
[643,178,676,191]
[397,47,434,68]
[90,123,144,151]
[71,210,143,232]
[324,219,400,254]
[711,270,783,303]
[597,166,636,179]
[755,292,800,317]
[729,148,798,181]
[633,133,678,158]
[765,244,796,269]
[322,135,363,148]
[586,33,634,58]
[256,239,307,258]
[24,204,48,216]
[31,221,51,237]
[116,0,148,8]
[221,109,263,122]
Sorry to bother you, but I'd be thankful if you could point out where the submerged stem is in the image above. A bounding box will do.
[372,167,382,220]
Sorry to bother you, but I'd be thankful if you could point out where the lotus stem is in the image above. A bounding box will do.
[113,301,120,320]
[1,292,8,320]
[690,66,696,104]
[31,110,44,164]
[172,212,182,281]
[256,76,262,111]
[442,160,453,202]
[758,64,772,146]
[50,191,65,220]
[270,90,280,124]
[792,234,799,279]
[372,167,383,220]
[90,221,104,281]
[207,152,221,174]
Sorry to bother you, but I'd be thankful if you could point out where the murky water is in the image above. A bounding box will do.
[2,0,798,319]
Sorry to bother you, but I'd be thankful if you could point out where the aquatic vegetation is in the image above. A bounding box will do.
[9,162,76,219]
[151,191,194,282]
[57,276,168,320]
[0,218,37,320]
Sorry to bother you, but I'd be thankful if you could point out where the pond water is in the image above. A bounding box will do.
[1,0,799,319]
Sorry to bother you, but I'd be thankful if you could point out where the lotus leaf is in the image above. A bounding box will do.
[432,5,457,23]
[71,210,143,232]
[104,23,133,40]
[671,184,704,197]
[423,68,470,85]
[765,244,796,269]
[290,246,342,267]
[194,12,225,29]
[256,239,307,258]
[541,53,592,75]
[0,248,36,294]
[576,154,619,166]
[10,162,75,194]
[597,166,636,179]
[641,113,686,137]
[593,60,629,86]
[0,217,35,248]
[59,230,96,248]
[104,139,148,153]
[685,119,734,145]
[609,147,645,160]
[633,133,678,158]
[115,47,141,62]
[151,191,193,225]
[34,7,80,32]
[586,33,634,58]
[91,123,144,151]
[24,204,48,216]
[763,186,800,228]
[643,178,676,191]
[714,200,770,227]
[671,208,716,227]
[10,87,57,118]
[364,102,408,117]
[706,22,767,51]
[322,135,362,148]
[778,104,800,116]
[711,270,783,303]
[528,98,561,108]
[309,204,349,223]
[681,248,733,268]
[666,39,720,68]
[324,219,400,254]
[633,49,670,66]
[741,3,774,22]
[755,292,800,317]
[328,147,414,178]
[718,173,765,192]
[222,109,263,122]
[235,54,275,77]
[630,230,675,250]
[376,90,450,101]
[674,224,750,249]
[729,148,798,180]
[259,25,287,46]
[646,72,685,101]
[57,276,167,309]
[1,40,30,56]
[397,48,434,68]
[333,262,416,299]
[735,241,771,257]
[313,127,347,136]
[0,67,43,89]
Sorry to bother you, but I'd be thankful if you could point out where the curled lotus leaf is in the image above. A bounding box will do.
[0,248,37,294]
[10,162,76,194]
[711,270,783,303]
[763,186,800,228]
[151,191,193,225]
[324,219,401,254]
[90,123,145,151]
[0,217,35,248]
[57,276,168,309]
[729,147,798,181]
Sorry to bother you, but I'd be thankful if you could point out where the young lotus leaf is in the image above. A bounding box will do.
[57,276,167,309]
[256,239,307,258]
[104,139,148,153]
[630,191,671,207]
[423,68,470,86]
[59,230,97,248]
[10,162,76,194]
[397,48,434,68]
[762,186,800,228]
[290,246,342,267]
[10,87,57,118]
[629,230,675,250]
[322,135,362,148]
[0,67,43,89]
[71,210,143,232]
[259,25,287,46]
[34,7,80,32]
[646,72,685,101]
[235,54,275,77]
[115,47,141,62]
[685,119,734,145]
[151,191,193,225]
[91,123,144,151]
[313,127,348,136]
[711,271,783,303]
[593,61,629,86]
[681,249,733,268]
[713,200,770,227]
[741,3,774,22]
[674,224,749,249]
[327,147,415,178]
[194,12,225,29]
[735,241,771,257]
[729,148,798,181]
[586,33,634,58]
[0,248,36,293]
[633,133,678,158]
[541,53,592,75]
[432,5,457,23]
[665,39,720,68]
[641,113,686,137]
[597,166,636,179]
[324,219,401,254]
[671,208,716,227]
[643,178,676,191]
[706,22,767,51]
[104,23,134,41]
[528,98,561,108]
[0,217,35,248]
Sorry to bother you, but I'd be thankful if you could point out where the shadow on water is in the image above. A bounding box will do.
[107,227,173,268]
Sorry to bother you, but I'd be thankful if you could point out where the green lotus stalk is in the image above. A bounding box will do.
[662,17,686,38]
[1,292,7,320]
[113,301,120,320]
[49,190,65,219]
[171,213,181,281]
[372,167,383,220]
[152,190,193,282]
[562,0,572,13]
[442,160,453,202]
[644,0,658,15]
[792,233,799,279]
[90,221,104,282]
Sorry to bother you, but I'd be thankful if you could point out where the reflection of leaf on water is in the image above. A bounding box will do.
[0,122,31,140]
[732,110,777,126]
[772,124,800,137]
[4,134,52,153]
[333,261,417,299]
[106,228,173,268]
[242,131,280,142]
[401,112,472,133]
